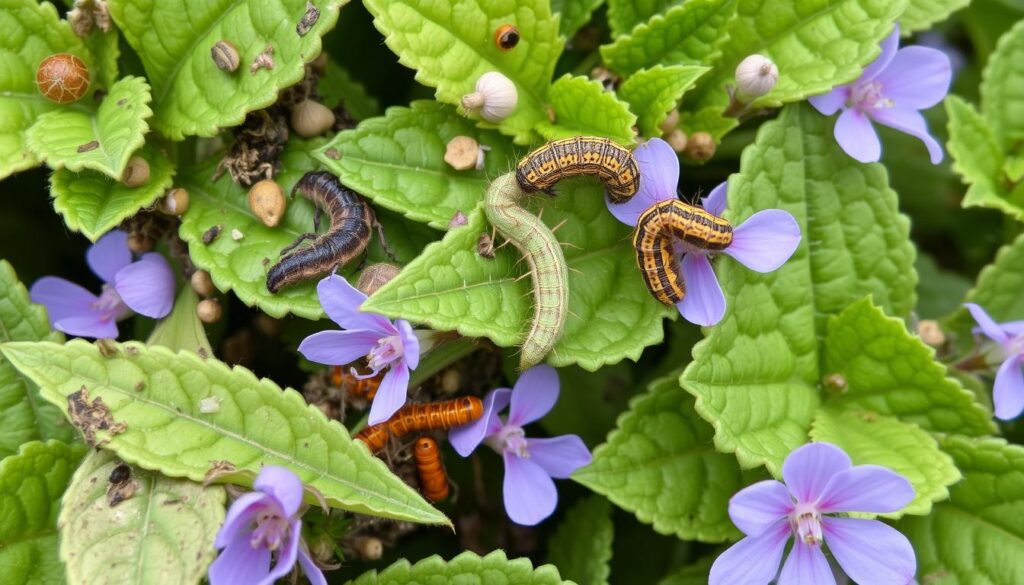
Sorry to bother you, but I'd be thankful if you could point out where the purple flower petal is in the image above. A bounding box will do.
[728,480,794,537]
[708,520,790,585]
[297,330,380,366]
[526,435,591,478]
[258,520,301,585]
[676,253,726,326]
[507,364,559,426]
[54,314,121,339]
[777,541,836,585]
[724,210,801,273]
[817,465,915,514]
[782,443,852,504]
[395,319,420,370]
[809,86,849,117]
[86,230,132,284]
[449,387,511,457]
[822,517,917,585]
[964,303,1010,344]
[606,138,678,226]
[30,276,99,324]
[253,466,304,518]
[994,356,1024,420]
[861,25,901,82]
[502,451,558,525]
[702,181,728,217]
[296,546,327,585]
[208,531,272,585]
[834,108,882,163]
[113,254,175,318]
[366,363,409,425]
[215,492,269,548]
[1000,320,1024,337]
[870,107,943,164]
[317,275,393,333]
[875,47,951,110]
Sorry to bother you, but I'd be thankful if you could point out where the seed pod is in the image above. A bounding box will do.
[665,129,688,153]
[159,188,189,216]
[494,24,520,51]
[291,100,335,138]
[190,270,215,296]
[685,132,716,162]
[461,72,518,123]
[659,109,680,135]
[211,40,240,72]
[356,263,401,296]
[247,180,287,227]
[36,53,90,104]
[197,299,222,323]
[444,136,480,170]
[121,156,150,188]
[353,537,383,560]
[735,54,778,99]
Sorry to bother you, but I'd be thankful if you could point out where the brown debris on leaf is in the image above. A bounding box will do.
[107,462,139,507]
[203,460,238,486]
[67,386,127,447]
[296,1,320,36]
[77,140,99,153]
[250,44,275,73]
[68,0,111,37]
[214,109,289,187]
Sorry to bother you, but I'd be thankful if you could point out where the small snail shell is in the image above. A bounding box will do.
[461,72,517,123]
[290,100,335,138]
[734,54,778,99]
[356,263,401,296]
[121,157,150,188]
[665,129,688,153]
[36,53,90,104]
[211,41,240,72]
[158,188,190,216]
[353,536,383,561]
[197,299,222,323]
[685,132,716,162]
[247,180,287,227]
[494,24,520,51]
[659,109,680,135]
[190,270,216,297]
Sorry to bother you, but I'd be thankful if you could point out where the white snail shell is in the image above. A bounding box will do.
[461,71,518,123]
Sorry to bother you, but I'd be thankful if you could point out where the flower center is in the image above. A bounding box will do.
[1007,334,1024,357]
[91,284,128,321]
[486,424,529,458]
[249,508,291,552]
[848,80,894,112]
[789,502,823,546]
[366,334,404,372]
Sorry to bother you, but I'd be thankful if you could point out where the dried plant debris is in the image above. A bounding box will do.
[107,462,139,507]
[67,386,127,447]
[215,109,289,186]
[296,1,320,36]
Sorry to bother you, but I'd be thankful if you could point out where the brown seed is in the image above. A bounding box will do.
[444,136,480,171]
[159,188,189,216]
[121,156,150,187]
[211,40,240,72]
[356,263,401,296]
[659,109,680,134]
[686,132,716,162]
[190,270,215,296]
[665,128,688,153]
[917,320,946,347]
[247,180,287,227]
[127,233,154,253]
[354,536,383,560]
[197,299,222,323]
[290,100,335,138]
[440,368,461,394]
[36,53,90,104]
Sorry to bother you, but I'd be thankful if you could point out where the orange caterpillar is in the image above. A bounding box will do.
[330,366,380,400]
[414,436,450,502]
[355,397,483,454]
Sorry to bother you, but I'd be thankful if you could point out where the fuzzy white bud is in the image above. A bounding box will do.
[461,71,518,123]
[735,54,778,99]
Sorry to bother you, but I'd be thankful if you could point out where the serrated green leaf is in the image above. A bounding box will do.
[0,340,447,525]
[600,0,736,76]
[0,0,94,180]
[363,0,563,144]
[899,0,970,33]
[981,19,1024,152]
[0,440,84,585]
[657,556,715,585]
[902,436,1024,585]
[147,287,212,357]
[0,260,73,460]
[618,65,708,137]
[1006,154,1024,183]
[50,143,174,241]
[59,449,225,585]
[86,29,120,92]
[606,0,685,38]
[547,495,613,585]
[551,0,605,38]
[347,550,569,584]
[945,95,1020,219]
[681,105,917,473]
[362,180,671,371]
[536,74,637,145]
[26,76,151,180]
[108,0,341,140]
[314,101,522,229]
[576,375,754,541]
[319,59,380,121]
[915,253,972,319]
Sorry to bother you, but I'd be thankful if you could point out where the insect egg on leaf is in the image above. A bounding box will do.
[494,24,520,51]
[36,53,90,104]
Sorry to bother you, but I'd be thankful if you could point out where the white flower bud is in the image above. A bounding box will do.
[461,71,518,123]
[735,54,778,99]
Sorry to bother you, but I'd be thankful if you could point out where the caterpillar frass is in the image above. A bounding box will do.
[354,396,483,454]
[414,436,450,502]
[330,366,380,400]
[633,199,733,305]
[485,173,569,370]
[266,171,375,293]
[515,136,640,203]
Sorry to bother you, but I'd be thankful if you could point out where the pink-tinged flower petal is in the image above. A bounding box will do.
[1000,320,1024,337]
[606,138,678,226]
[728,480,794,537]
[777,541,836,585]
[449,387,511,457]
[215,492,269,548]
[964,303,1009,344]
[817,465,914,514]
[834,109,882,163]
[822,517,917,585]
[809,86,849,117]
[994,356,1024,420]
[30,276,99,324]
[861,25,901,82]
[724,210,801,273]
[783,443,852,504]
[208,532,272,585]
[875,47,951,110]
[317,275,392,333]
[507,364,560,426]
[395,319,420,370]
[702,181,728,217]
[297,546,327,585]
[870,107,943,164]
[253,466,304,518]
[526,435,591,479]
[367,363,410,425]
[709,520,790,585]
[113,254,175,318]
[86,230,132,283]
[258,520,301,585]
[502,451,558,526]
[54,314,120,339]
[297,330,380,366]
[676,254,726,326]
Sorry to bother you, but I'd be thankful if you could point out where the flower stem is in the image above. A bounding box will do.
[408,336,480,388]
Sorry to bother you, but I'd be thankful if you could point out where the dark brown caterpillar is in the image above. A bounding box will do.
[633,199,733,305]
[266,171,374,293]
[414,436,450,502]
[515,136,640,203]
[355,397,483,454]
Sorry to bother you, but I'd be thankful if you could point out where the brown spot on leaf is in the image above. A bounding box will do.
[324,147,341,160]
[250,44,275,73]
[95,338,118,357]
[476,232,495,259]
[203,460,238,486]
[296,1,320,36]
[134,381,145,392]
[77,140,99,153]
[67,386,127,447]
[116,98,126,106]
[202,224,222,244]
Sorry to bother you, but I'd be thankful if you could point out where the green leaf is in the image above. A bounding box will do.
[86,29,121,92]
[981,19,1024,152]
[0,340,447,526]
[547,495,614,585]
[0,0,93,180]
[59,450,225,585]
[0,260,73,460]
[600,0,737,76]
[899,0,970,34]
[362,181,671,371]
[576,375,753,541]
[902,436,1024,585]
[147,287,213,357]
[551,0,605,38]
[915,253,972,320]
[50,143,175,241]
[0,440,84,585]
[606,0,686,38]
[26,76,152,180]
[347,550,569,584]
[536,74,638,145]
[539,363,638,447]
[314,101,522,229]
[319,59,381,121]
[657,557,715,585]
[363,0,563,144]
[618,65,708,137]
[946,95,1020,219]
[946,231,1024,343]
[681,105,917,473]
[107,0,341,140]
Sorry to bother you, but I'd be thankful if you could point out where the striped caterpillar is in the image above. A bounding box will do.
[515,136,640,203]
[633,199,733,305]
[330,366,379,400]
[414,436,450,502]
[354,396,483,454]
[485,173,569,370]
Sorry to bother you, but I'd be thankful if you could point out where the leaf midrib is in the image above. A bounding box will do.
[151,2,240,104]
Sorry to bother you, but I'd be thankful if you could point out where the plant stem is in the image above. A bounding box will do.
[409,336,480,388]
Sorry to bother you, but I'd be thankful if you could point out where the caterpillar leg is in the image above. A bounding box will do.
[373,220,397,261]
[279,232,317,255]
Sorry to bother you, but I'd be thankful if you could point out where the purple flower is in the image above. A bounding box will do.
[607,138,801,326]
[448,365,591,526]
[29,230,174,339]
[964,303,1024,420]
[809,25,951,164]
[209,466,325,585]
[709,442,917,585]
[297,275,420,425]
